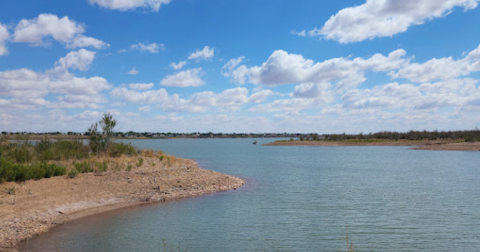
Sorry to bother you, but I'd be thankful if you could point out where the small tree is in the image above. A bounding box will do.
[88,113,117,155]
[99,113,117,151]
[88,122,103,154]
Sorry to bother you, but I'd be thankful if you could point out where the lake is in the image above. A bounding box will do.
[20,138,480,251]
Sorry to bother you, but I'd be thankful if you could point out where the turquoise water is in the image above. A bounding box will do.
[20,139,480,251]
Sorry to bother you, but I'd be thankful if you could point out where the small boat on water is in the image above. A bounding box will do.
[252,140,257,145]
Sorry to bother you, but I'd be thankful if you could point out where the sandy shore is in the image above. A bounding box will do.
[0,157,244,251]
[263,140,480,151]
[411,141,480,151]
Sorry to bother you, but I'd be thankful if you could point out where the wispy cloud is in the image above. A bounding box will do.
[88,0,172,12]
[127,67,139,75]
[188,46,214,61]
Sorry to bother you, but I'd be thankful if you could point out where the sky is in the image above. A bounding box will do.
[1,0,480,134]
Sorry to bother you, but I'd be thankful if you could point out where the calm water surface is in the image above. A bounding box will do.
[20,139,480,251]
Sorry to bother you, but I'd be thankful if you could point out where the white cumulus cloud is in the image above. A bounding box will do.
[390,44,480,83]
[171,61,187,70]
[0,51,111,110]
[13,14,108,49]
[160,68,205,87]
[54,49,96,71]
[128,83,154,90]
[313,0,479,43]
[111,86,275,113]
[0,23,9,56]
[224,49,407,91]
[188,46,214,61]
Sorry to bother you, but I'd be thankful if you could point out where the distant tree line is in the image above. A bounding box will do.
[320,129,480,142]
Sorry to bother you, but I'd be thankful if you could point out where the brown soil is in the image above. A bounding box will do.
[263,140,480,151]
[411,141,480,151]
[0,157,244,251]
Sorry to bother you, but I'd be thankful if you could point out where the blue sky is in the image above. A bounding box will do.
[1,0,480,133]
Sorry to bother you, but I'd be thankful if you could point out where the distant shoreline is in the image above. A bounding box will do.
[4,134,289,141]
[263,140,480,151]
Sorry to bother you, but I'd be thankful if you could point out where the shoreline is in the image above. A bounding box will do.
[262,140,480,151]
[0,157,244,251]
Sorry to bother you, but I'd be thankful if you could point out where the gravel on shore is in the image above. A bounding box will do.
[0,157,244,251]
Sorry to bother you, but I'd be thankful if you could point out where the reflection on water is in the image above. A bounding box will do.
[20,138,480,251]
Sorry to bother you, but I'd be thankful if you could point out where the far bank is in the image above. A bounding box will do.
[263,140,480,151]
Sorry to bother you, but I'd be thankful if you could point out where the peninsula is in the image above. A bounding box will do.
[0,114,244,251]
[263,140,480,151]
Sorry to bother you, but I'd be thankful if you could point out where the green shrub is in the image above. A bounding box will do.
[0,158,66,183]
[159,155,164,162]
[136,157,144,167]
[108,142,136,157]
[75,161,94,173]
[29,163,46,180]
[35,138,52,152]
[53,140,90,160]
[10,146,32,163]
[126,164,133,171]
[68,169,78,179]
[94,160,108,172]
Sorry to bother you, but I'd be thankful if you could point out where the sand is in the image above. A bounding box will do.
[0,157,244,251]
[411,141,480,151]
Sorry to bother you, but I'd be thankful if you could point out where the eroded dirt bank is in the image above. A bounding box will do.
[0,157,244,251]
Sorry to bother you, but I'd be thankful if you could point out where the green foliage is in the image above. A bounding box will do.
[88,113,118,155]
[0,158,66,183]
[9,144,33,163]
[126,164,133,171]
[136,157,144,167]
[53,140,90,160]
[159,155,164,162]
[88,122,104,155]
[68,169,78,179]
[100,113,117,151]
[108,142,136,157]
[75,161,94,173]
[322,128,480,142]
[95,160,108,172]
[1,139,89,163]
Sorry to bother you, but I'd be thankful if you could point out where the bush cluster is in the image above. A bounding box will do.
[74,160,110,174]
[0,139,138,183]
[0,114,139,183]
[107,142,136,157]
[0,158,66,182]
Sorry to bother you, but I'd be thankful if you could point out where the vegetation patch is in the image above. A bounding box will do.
[0,113,140,184]
[0,158,66,183]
